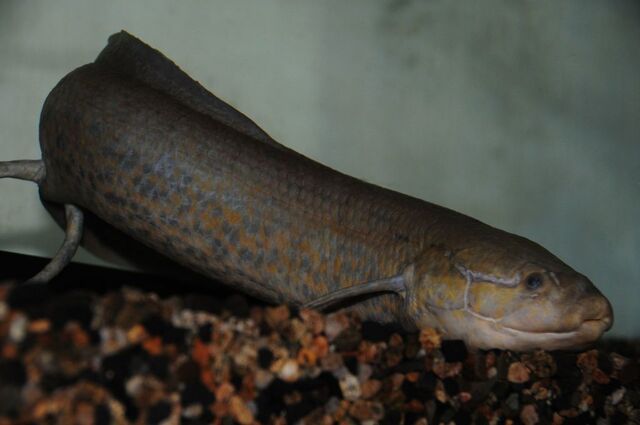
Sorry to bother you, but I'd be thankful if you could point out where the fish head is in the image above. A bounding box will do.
[406,235,613,351]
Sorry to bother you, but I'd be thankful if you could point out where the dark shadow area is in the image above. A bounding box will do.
[0,249,267,314]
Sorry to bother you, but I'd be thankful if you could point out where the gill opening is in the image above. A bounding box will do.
[453,263,522,326]
[1,159,84,284]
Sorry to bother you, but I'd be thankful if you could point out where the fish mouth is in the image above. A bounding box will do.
[499,316,612,351]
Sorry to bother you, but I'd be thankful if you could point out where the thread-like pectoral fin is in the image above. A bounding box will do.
[1,159,83,283]
[303,275,407,312]
[25,204,84,284]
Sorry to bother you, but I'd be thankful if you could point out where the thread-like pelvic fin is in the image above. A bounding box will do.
[1,160,83,284]
[26,204,84,284]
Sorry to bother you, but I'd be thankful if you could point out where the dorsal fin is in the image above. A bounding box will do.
[95,31,285,150]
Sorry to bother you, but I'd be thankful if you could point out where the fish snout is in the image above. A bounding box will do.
[581,291,614,331]
[571,274,614,333]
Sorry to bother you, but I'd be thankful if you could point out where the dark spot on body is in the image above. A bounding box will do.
[139,180,154,197]
[193,222,205,236]
[88,122,102,138]
[121,156,138,171]
[103,192,126,207]
[229,230,240,246]
[300,255,311,273]
[239,248,253,263]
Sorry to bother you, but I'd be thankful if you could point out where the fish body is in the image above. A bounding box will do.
[2,32,613,350]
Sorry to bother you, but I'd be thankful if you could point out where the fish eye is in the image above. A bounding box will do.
[525,273,544,290]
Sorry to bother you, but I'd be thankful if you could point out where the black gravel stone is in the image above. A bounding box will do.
[7,283,53,314]
[162,324,188,347]
[231,370,243,390]
[101,345,148,397]
[420,371,438,394]
[148,355,170,380]
[402,373,435,400]
[404,411,423,424]
[453,409,471,425]
[200,410,215,423]
[48,291,94,329]
[285,399,317,424]
[564,411,596,425]
[555,353,581,379]
[94,403,111,425]
[392,359,425,375]
[255,372,340,423]
[223,294,250,318]
[611,411,629,425]
[257,348,274,369]
[433,400,455,424]
[40,372,76,393]
[333,328,362,352]
[258,320,272,336]
[0,359,26,386]
[491,381,510,400]
[598,352,613,374]
[441,340,468,363]
[344,356,358,375]
[198,323,213,343]
[177,360,201,384]
[183,294,223,315]
[180,381,215,407]
[141,314,168,337]
[361,321,398,342]
[443,377,459,396]
[381,409,402,425]
[147,400,172,424]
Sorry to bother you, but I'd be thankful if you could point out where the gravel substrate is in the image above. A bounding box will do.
[0,281,638,425]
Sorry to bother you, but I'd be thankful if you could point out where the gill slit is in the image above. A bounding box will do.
[454,263,522,327]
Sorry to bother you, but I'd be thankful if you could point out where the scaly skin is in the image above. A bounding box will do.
[31,32,613,350]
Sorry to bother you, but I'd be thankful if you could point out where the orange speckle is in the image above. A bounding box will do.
[297,348,317,366]
[225,209,242,225]
[143,336,163,356]
[201,368,216,393]
[333,257,342,274]
[193,338,210,367]
[2,343,17,359]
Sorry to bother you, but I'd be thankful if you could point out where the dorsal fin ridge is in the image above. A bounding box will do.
[95,30,284,149]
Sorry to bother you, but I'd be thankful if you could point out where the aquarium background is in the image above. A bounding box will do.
[0,0,638,337]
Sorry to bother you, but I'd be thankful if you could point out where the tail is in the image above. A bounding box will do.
[0,160,84,284]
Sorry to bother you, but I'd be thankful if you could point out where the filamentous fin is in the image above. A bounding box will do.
[26,204,84,284]
[303,274,406,312]
[1,160,83,284]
